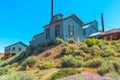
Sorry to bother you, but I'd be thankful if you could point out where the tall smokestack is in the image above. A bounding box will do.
[51,0,54,21]
[101,13,105,32]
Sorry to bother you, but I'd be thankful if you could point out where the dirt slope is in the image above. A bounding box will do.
[36,44,63,65]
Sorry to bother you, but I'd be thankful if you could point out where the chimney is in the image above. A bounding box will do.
[101,13,105,32]
[51,0,54,21]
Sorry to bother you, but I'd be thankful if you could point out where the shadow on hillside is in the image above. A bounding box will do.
[54,51,64,59]
[36,44,64,59]
[43,52,51,57]
[44,44,64,59]
[54,54,63,59]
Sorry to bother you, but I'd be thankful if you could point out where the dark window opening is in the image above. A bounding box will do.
[12,47,15,51]
[18,47,22,51]
[55,25,60,37]
[9,48,10,51]
[46,28,50,39]
[69,26,74,36]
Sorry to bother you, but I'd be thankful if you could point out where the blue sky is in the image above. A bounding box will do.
[0,0,120,52]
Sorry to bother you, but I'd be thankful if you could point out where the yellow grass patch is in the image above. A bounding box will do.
[0,53,4,59]
[83,68,99,73]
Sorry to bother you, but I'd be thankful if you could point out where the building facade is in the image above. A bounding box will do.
[5,42,27,55]
[30,13,99,47]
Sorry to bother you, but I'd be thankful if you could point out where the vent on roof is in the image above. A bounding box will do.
[101,13,105,32]
[51,0,54,21]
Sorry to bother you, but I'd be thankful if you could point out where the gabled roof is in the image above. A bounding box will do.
[64,14,84,24]
[5,42,28,48]
[43,19,63,27]
[101,28,120,36]
[83,20,97,29]
[43,14,84,27]
[84,20,97,25]
[83,25,90,29]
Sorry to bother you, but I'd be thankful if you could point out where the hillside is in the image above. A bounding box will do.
[0,38,120,80]
[37,44,62,66]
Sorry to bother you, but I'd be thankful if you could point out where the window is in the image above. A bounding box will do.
[69,25,74,36]
[55,25,60,37]
[12,47,15,51]
[18,47,22,51]
[9,48,10,51]
[46,28,50,39]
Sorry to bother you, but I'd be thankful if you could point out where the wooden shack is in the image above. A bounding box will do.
[100,28,120,40]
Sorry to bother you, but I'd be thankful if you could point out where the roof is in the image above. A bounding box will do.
[34,32,44,37]
[83,20,97,29]
[83,25,90,29]
[5,42,28,48]
[84,20,97,25]
[44,19,63,27]
[43,14,84,27]
[69,14,84,24]
[101,28,120,36]
[89,32,102,37]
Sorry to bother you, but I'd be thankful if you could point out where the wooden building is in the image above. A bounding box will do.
[30,13,99,47]
[100,28,120,40]
[4,42,27,59]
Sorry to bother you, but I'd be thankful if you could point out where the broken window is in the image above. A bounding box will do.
[69,25,74,36]
[12,47,15,51]
[55,25,60,37]
[18,47,22,51]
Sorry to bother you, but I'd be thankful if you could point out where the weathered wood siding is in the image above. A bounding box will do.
[30,33,46,47]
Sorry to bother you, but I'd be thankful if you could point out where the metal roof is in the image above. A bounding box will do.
[101,28,120,36]
[83,25,90,29]
[89,32,102,37]
[83,20,97,29]
[43,14,84,27]
[5,42,28,48]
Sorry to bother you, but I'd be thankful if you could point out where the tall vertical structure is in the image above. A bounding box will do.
[51,0,54,21]
[101,13,105,32]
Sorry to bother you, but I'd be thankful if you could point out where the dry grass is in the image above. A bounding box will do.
[37,44,63,66]
[21,68,59,80]
[0,53,4,59]
[83,68,99,73]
